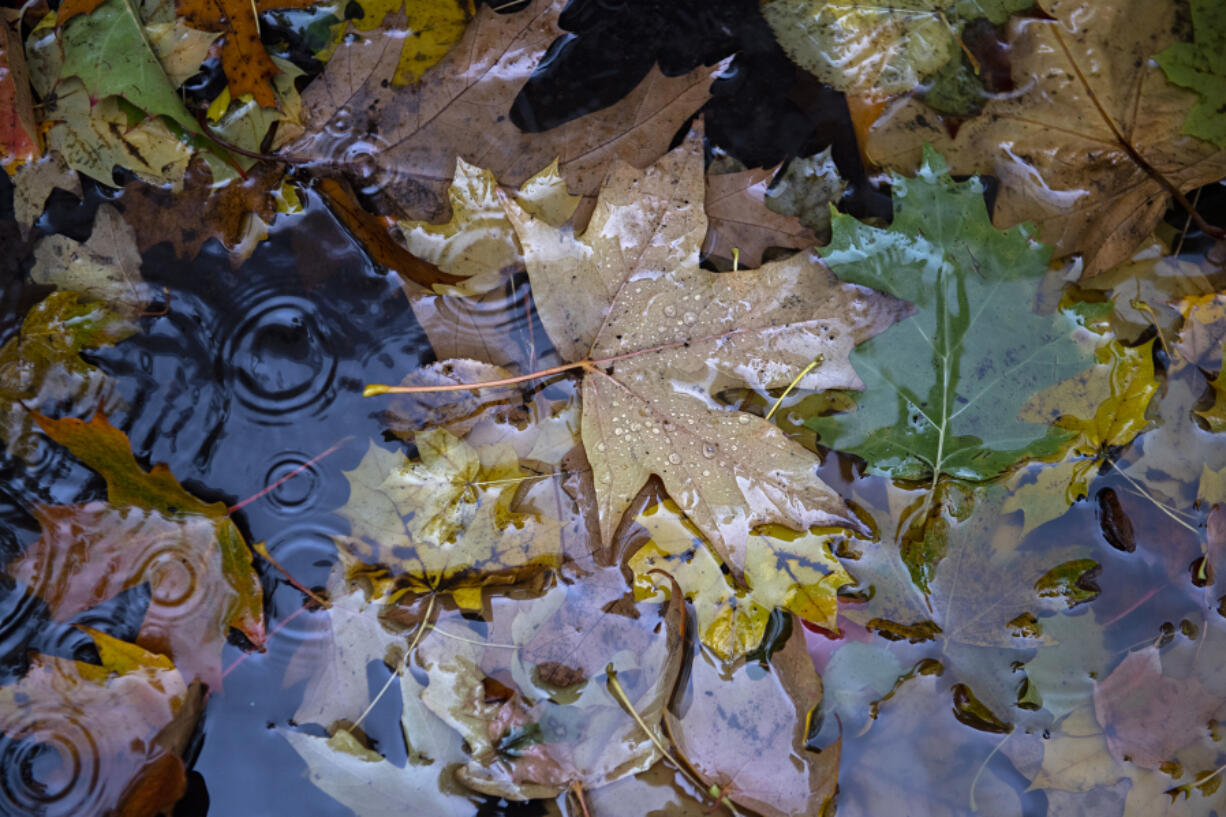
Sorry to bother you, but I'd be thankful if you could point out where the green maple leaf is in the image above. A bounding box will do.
[805,145,1093,483]
[58,0,202,137]
[1155,0,1226,149]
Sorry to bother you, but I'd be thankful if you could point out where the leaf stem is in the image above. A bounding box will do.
[349,593,436,734]
[764,355,824,421]
[364,360,590,396]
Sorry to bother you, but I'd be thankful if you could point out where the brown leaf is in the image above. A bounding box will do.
[502,130,909,577]
[283,0,725,223]
[665,625,839,817]
[866,0,1226,276]
[701,166,815,266]
[13,151,83,239]
[177,0,318,108]
[119,158,282,263]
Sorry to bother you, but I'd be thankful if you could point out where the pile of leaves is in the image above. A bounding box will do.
[2,0,1226,814]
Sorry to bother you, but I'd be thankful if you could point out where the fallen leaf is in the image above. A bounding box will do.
[342,0,473,86]
[398,157,579,295]
[381,359,521,442]
[1008,338,1159,526]
[1155,0,1226,149]
[177,0,318,108]
[0,629,190,817]
[336,431,562,610]
[282,0,727,223]
[0,292,138,462]
[763,146,846,235]
[31,204,150,315]
[762,0,1031,96]
[57,0,203,137]
[1175,293,1226,370]
[12,151,83,238]
[203,55,304,159]
[701,165,816,266]
[630,499,852,660]
[499,130,908,577]
[418,578,685,799]
[0,8,40,163]
[118,158,283,262]
[866,0,1226,276]
[8,412,265,686]
[806,145,1092,482]
[665,624,839,817]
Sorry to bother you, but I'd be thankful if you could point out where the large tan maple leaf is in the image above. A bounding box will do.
[866,0,1226,277]
[281,0,725,223]
[498,131,909,577]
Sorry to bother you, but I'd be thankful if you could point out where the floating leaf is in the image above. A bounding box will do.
[701,164,816,266]
[30,204,150,315]
[806,146,1091,482]
[630,499,852,660]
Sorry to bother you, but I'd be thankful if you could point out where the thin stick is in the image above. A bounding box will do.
[349,594,436,734]
[764,356,824,421]
[364,360,588,396]
[228,436,352,514]
[252,541,330,609]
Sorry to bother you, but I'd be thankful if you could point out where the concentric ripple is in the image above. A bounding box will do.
[261,452,323,517]
[221,294,339,426]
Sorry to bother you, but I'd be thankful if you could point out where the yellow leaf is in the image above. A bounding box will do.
[344,0,474,86]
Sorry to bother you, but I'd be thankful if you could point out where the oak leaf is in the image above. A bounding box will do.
[806,146,1093,483]
[176,0,318,109]
[666,624,839,817]
[701,164,816,266]
[335,431,562,610]
[499,131,908,576]
[282,0,727,223]
[866,0,1226,277]
[8,412,265,686]
[630,499,852,660]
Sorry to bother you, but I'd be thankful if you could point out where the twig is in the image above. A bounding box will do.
[349,593,437,734]
[764,356,824,421]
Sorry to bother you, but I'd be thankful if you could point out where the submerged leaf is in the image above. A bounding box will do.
[1155,0,1226,149]
[806,146,1091,482]
[336,431,561,609]
[502,130,909,577]
[630,500,852,659]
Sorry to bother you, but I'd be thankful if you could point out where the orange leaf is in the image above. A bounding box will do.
[178,0,319,108]
[55,0,107,24]
[0,9,41,163]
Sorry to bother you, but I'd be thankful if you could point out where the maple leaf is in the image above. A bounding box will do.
[701,165,816,266]
[0,628,192,817]
[8,412,265,687]
[335,431,562,610]
[1176,292,1226,370]
[176,0,318,109]
[118,158,284,263]
[335,0,474,87]
[665,624,839,817]
[416,578,685,800]
[1155,0,1226,149]
[494,130,908,577]
[805,146,1094,483]
[281,0,727,223]
[866,0,1226,277]
[762,0,1032,97]
[31,204,150,314]
[630,499,852,659]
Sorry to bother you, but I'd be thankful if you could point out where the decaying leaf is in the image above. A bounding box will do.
[763,0,1031,96]
[630,499,852,659]
[417,578,685,799]
[0,629,191,817]
[701,165,816,266]
[282,0,727,222]
[8,413,265,686]
[1155,0,1226,149]
[0,293,138,462]
[176,0,318,108]
[665,625,839,817]
[806,145,1092,483]
[12,151,83,238]
[30,204,150,315]
[118,158,284,262]
[500,130,909,577]
[866,0,1226,276]
[336,431,562,609]
[764,147,846,235]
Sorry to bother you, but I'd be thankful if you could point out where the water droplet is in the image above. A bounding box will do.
[702,469,710,477]
[652,427,661,434]
[596,442,608,452]
[614,428,624,436]
[663,305,677,317]
[668,453,681,464]
[630,422,642,432]
[683,312,697,325]
[737,414,750,424]
[702,443,717,459]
